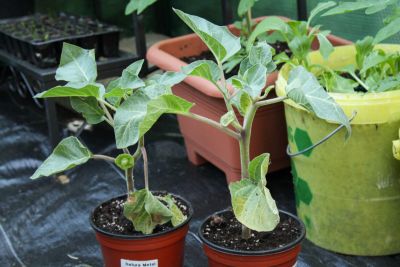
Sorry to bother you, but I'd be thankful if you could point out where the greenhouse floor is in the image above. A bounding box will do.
[0,89,399,267]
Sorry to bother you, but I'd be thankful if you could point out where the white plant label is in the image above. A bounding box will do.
[121,259,158,267]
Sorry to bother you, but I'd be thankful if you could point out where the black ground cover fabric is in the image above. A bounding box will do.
[0,89,399,266]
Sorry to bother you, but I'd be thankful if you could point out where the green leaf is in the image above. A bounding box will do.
[317,33,334,60]
[370,75,400,92]
[248,153,270,184]
[319,72,358,93]
[220,110,236,127]
[115,153,135,170]
[125,0,157,15]
[286,66,351,136]
[361,50,388,73]
[123,189,172,234]
[163,195,187,227]
[288,35,313,62]
[114,92,193,148]
[249,42,275,71]
[173,9,241,63]
[238,0,258,16]
[119,61,146,90]
[322,0,381,16]
[55,43,97,83]
[31,136,92,179]
[148,71,186,87]
[247,16,290,50]
[70,97,105,124]
[308,1,337,25]
[223,52,246,73]
[182,60,220,83]
[374,17,400,44]
[355,36,374,68]
[35,83,104,99]
[230,91,252,116]
[229,178,279,232]
[241,64,267,98]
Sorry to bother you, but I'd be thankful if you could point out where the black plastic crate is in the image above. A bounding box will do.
[0,13,120,68]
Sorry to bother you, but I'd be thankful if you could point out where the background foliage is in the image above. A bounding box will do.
[33,0,399,43]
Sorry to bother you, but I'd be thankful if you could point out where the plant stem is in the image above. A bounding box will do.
[92,154,116,162]
[255,96,287,108]
[141,146,149,190]
[99,99,117,111]
[125,168,134,197]
[246,9,252,37]
[241,224,252,239]
[239,103,258,240]
[216,62,241,128]
[184,112,240,139]
[349,71,370,91]
[99,101,114,124]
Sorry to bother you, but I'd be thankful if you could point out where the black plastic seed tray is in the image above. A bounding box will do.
[0,13,120,68]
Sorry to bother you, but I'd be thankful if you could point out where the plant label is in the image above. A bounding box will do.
[121,259,158,267]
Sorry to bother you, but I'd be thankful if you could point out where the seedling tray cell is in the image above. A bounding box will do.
[0,13,120,68]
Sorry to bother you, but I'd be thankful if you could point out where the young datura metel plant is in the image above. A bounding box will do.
[172,9,351,239]
[30,43,188,234]
[31,9,351,239]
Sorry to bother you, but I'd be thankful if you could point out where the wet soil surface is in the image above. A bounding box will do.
[202,210,302,251]
[92,193,189,235]
[0,86,399,266]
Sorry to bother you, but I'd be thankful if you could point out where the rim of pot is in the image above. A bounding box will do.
[89,191,193,240]
[198,209,306,256]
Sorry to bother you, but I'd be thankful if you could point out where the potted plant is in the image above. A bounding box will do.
[30,43,193,267]
[147,1,351,183]
[275,0,400,256]
[144,9,350,265]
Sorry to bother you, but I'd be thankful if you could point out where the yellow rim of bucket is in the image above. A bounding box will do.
[276,44,400,124]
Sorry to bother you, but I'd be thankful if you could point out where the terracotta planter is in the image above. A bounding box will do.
[147,17,351,183]
[90,193,193,267]
[199,210,306,267]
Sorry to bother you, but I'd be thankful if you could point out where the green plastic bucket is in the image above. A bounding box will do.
[276,45,400,255]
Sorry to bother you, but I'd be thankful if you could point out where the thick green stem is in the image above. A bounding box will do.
[141,146,149,190]
[126,137,144,199]
[239,103,258,239]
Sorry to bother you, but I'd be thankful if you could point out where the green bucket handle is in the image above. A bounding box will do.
[287,111,357,157]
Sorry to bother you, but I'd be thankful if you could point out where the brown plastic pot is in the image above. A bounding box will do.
[198,210,306,267]
[147,17,351,183]
[90,193,193,267]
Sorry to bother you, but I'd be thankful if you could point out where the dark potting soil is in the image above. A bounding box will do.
[181,41,291,77]
[92,192,190,236]
[202,210,302,251]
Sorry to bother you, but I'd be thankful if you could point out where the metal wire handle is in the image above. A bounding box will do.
[287,111,357,157]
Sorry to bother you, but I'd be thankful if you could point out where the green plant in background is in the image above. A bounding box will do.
[317,0,400,93]
[170,9,351,239]
[31,43,188,234]
[125,0,157,15]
